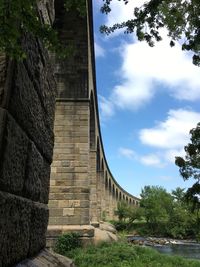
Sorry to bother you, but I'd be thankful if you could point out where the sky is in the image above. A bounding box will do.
[92,0,200,198]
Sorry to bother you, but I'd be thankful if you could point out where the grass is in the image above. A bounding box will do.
[65,241,200,267]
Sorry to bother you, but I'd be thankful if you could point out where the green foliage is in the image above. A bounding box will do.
[110,220,130,231]
[113,185,200,239]
[175,123,200,214]
[140,186,173,227]
[101,210,107,221]
[114,201,143,232]
[54,232,81,255]
[64,0,86,17]
[100,0,200,66]
[0,0,86,59]
[68,241,200,267]
[114,201,130,221]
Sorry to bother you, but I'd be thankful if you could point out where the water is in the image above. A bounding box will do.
[154,242,200,260]
[128,236,200,260]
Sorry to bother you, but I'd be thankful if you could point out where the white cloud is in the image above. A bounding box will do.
[104,0,145,36]
[99,0,200,111]
[94,42,105,58]
[164,148,185,163]
[139,109,200,149]
[118,147,137,160]
[118,147,165,167]
[139,109,200,164]
[117,109,200,168]
[98,95,115,121]
[140,154,163,167]
[110,37,200,110]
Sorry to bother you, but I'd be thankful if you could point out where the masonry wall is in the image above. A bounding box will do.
[0,2,56,266]
[48,101,90,226]
[48,0,140,236]
[47,1,91,232]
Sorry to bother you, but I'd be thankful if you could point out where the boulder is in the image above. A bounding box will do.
[93,228,118,245]
[99,222,117,234]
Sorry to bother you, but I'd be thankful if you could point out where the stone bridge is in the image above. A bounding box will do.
[0,0,139,265]
[47,0,139,240]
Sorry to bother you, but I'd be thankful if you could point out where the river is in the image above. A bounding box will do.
[128,236,200,260]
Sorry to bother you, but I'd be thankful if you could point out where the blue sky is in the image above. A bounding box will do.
[92,0,200,198]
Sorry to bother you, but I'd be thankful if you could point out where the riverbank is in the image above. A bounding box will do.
[126,236,200,260]
[127,236,199,246]
[66,241,200,267]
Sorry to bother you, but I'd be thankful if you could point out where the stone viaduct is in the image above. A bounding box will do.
[47,0,140,242]
[0,0,139,266]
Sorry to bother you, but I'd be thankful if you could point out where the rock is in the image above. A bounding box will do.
[93,228,118,245]
[15,249,76,267]
[99,222,117,234]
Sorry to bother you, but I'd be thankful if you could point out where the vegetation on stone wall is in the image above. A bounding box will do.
[1,0,199,65]
[0,0,85,60]
[54,232,81,255]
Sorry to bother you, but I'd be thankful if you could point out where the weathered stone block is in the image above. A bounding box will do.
[39,159,51,204]
[23,142,43,202]
[63,208,75,216]
[0,111,29,195]
[24,142,50,203]
[49,208,63,217]
[28,202,49,257]
[8,60,55,163]
[0,191,31,267]
[0,108,6,158]
[58,200,69,208]
[0,53,7,100]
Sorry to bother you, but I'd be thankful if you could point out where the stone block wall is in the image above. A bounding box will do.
[0,2,56,265]
[48,101,90,227]
[47,1,140,239]
[54,0,88,99]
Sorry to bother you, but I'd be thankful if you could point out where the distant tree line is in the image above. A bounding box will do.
[113,123,200,239]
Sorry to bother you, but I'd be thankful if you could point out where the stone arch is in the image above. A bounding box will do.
[101,159,104,172]
[129,198,132,204]
[116,188,119,200]
[96,138,100,172]
[119,192,122,201]
[123,194,125,200]
[112,184,115,197]
[90,92,96,150]
[126,196,128,203]
[108,179,111,193]
[105,172,108,190]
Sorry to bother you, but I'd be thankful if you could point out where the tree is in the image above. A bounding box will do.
[171,187,186,203]
[140,185,173,226]
[175,122,200,216]
[114,200,130,221]
[100,0,200,66]
[169,187,193,238]
[0,0,85,59]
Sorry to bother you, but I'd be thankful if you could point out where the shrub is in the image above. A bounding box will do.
[110,220,129,231]
[54,232,81,255]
